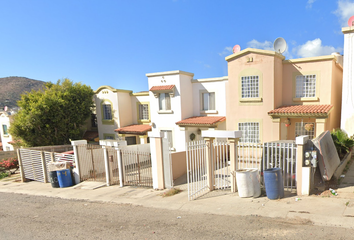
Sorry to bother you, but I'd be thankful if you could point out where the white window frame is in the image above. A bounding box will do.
[202,92,215,111]
[241,76,259,99]
[102,103,112,120]
[295,122,315,139]
[238,122,260,143]
[159,93,171,111]
[2,124,8,136]
[295,75,316,98]
[139,104,149,120]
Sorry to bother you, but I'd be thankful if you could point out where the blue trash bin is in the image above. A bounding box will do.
[57,169,73,188]
[264,168,284,200]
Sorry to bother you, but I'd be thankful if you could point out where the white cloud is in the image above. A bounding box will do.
[218,46,233,56]
[247,39,273,50]
[294,38,342,58]
[306,0,317,9]
[334,0,354,27]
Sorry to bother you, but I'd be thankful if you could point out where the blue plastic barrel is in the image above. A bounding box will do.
[264,168,284,200]
[57,169,73,188]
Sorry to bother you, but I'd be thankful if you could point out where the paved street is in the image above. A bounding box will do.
[1,192,354,240]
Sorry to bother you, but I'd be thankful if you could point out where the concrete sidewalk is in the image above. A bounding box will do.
[1,176,354,230]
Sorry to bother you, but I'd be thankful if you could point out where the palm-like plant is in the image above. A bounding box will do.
[331,129,354,159]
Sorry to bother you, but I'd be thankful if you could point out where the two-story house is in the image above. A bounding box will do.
[94,86,152,145]
[0,111,14,151]
[225,48,343,143]
[147,71,227,152]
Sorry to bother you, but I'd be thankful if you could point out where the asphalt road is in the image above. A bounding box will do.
[0,192,353,239]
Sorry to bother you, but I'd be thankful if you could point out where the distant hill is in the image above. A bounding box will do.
[0,77,46,109]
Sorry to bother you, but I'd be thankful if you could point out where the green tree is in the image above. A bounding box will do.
[9,79,94,147]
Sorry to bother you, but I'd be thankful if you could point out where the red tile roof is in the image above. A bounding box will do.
[149,85,175,91]
[115,124,152,135]
[268,105,333,116]
[176,116,226,126]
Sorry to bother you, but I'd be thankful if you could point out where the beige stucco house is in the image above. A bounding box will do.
[225,48,343,143]
[94,86,152,145]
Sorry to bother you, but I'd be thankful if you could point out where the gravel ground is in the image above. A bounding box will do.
[0,192,353,239]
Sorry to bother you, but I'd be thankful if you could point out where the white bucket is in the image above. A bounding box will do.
[236,169,254,198]
[249,169,261,198]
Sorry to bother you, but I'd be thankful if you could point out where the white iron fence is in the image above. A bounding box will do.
[186,140,297,200]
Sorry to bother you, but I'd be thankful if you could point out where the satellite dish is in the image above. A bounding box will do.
[273,37,287,54]
[348,15,354,27]
[233,45,241,53]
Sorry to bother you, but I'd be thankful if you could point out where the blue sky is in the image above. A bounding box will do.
[0,0,353,92]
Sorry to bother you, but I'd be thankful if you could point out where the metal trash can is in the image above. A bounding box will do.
[49,171,60,188]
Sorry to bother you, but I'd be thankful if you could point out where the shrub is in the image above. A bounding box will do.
[331,129,354,159]
[0,157,19,174]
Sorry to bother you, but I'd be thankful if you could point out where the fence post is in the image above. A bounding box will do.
[17,149,26,182]
[148,131,165,190]
[228,138,239,193]
[102,146,111,186]
[40,151,48,183]
[117,148,124,187]
[204,137,215,191]
[71,140,87,184]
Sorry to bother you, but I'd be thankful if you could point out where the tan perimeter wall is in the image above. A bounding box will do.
[171,151,187,180]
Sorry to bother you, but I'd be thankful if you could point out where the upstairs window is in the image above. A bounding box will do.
[296,75,316,98]
[241,76,259,98]
[103,104,112,120]
[159,93,171,111]
[238,122,260,143]
[2,125,8,136]
[139,104,149,120]
[202,92,215,111]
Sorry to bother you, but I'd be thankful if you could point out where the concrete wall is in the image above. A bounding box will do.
[117,91,133,127]
[171,151,187,180]
[341,27,354,136]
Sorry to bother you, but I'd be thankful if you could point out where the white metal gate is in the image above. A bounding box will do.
[186,140,208,200]
[186,140,231,200]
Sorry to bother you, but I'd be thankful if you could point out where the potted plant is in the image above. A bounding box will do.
[331,129,354,159]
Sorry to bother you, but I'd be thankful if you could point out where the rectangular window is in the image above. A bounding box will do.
[2,125,8,135]
[295,122,315,139]
[159,93,171,110]
[295,75,316,98]
[241,76,259,98]
[139,104,149,120]
[238,122,260,143]
[103,104,112,120]
[161,130,173,148]
[202,92,215,111]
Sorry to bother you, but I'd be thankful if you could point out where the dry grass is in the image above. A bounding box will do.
[161,188,182,197]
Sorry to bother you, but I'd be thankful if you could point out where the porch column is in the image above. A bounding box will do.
[148,131,165,190]
[228,138,239,193]
[139,135,148,144]
[315,118,326,137]
[271,118,281,141]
